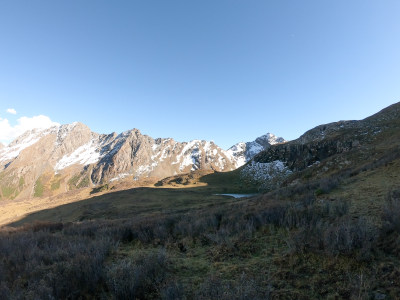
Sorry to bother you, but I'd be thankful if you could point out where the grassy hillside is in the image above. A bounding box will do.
[2,156,400,298]
[2,104,400,299]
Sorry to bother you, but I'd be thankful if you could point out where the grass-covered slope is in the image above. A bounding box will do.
[2,102,400,299]
[2,172,400,298]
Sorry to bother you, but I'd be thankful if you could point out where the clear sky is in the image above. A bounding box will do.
[0,1,399,148]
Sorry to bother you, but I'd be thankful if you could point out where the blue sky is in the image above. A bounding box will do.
[0,1,399,148]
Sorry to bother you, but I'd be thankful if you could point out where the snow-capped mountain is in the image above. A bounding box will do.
[0,123,285,199]
[226,133,286,168]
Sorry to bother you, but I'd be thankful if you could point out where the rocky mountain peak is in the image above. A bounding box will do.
[255,133,285,147]
[117,128,142,139]
[227,132,286,167]
[53,122,95,160]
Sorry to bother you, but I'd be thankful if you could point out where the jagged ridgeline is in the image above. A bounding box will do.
[0,122,284,200]
[238,102,400,191]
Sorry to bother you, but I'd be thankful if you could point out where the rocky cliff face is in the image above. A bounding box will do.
[254,137,359,171]
[252,102,400,173]
[235,102,400,193]
[0,123,282,199]
[88,131,236,184]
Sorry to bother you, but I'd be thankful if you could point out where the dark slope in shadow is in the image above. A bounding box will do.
[7,186,246,227]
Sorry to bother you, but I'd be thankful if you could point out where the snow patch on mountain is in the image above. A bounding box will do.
[110,173,131,182]
[246,142,264,158]
[204,141,211,153]
[257,133,285,145]
[153,145,171,162]
[55,139,102,171]
[216,155,226,170]
[226,142,247,168]
[135,161,158,176]
[240,161,292,190]
[175,140,202,171]
[0,126,59,162]
[226,133,286,168]
[172,140,197,165]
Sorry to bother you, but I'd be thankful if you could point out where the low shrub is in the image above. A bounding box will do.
[323,218,376,257]
[27,221,64,233]
[382,189,400,233]
[106,249,168,299]
[0,226,113,299]
[160,281,186,300]
[288,216,376,259]
[196,273,269,300]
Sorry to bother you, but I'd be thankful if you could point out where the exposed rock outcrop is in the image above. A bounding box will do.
[253,102,400,173]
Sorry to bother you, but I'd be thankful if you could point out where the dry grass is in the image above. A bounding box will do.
[329,158,400,221]
[2,167,259,228]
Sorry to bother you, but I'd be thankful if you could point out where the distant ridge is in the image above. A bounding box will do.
[0,123,283,200]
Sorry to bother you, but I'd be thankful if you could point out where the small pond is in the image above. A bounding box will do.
[215,193,257,199]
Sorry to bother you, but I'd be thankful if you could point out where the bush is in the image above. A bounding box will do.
[382,189,400,233]
[160,281,186,300]
[288,216,376,258]
[323,218,376,256]
[27,221,63,233]
[196,273,269,300]
[106,249,168,299]
[0,225,113,299]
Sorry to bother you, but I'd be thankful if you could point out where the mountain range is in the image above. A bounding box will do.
[2,102,400,299]
[0,123,284,200]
